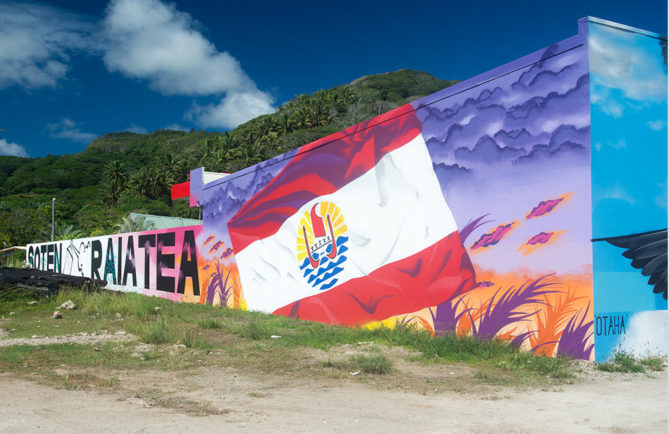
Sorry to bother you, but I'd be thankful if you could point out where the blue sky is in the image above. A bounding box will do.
[0,0,666,158]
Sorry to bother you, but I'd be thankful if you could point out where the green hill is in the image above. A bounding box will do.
[0,69,457,246]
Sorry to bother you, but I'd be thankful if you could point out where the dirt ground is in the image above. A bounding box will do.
[0,362,666,434]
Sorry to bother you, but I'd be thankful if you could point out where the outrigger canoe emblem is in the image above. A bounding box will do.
[296,201,349,290]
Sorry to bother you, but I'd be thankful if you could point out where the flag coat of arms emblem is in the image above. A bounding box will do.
[228,105,475,326]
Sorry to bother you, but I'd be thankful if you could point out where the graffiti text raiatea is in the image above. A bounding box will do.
[594,314,628,336]
[28,230,200,295]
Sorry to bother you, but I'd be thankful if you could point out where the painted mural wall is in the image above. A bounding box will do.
[587,18,668,361]
[26,225,203,303]
[194,25,595,359]
[23,19,667,362]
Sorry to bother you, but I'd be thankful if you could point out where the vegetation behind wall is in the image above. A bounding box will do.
[0,70,456,246]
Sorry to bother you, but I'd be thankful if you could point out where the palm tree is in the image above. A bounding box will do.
[102,188,119,207]
[132,167,167,200]
[291,108,312,129]
[147,168,168,199]
[173,156,189,184]
[207,148,227,172]
[264,131,279,148]
[221,131,235,150]
[239,146,262,168]
[194,142,212,166]
[105,160,127,187]
[161,153,183,186]
[257,116,273,137]
[275,113,293,135]
[133,167,152,198]
[114,215,155,233]
[336,86,356,105]
[103,160,127,206]
[308,92,330,127]
[162,153,177,172]
[56,225,85,240]
[242,130,257,148]
[38,224,85,242]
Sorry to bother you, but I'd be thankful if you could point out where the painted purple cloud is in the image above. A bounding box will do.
[432,162,472,187]
[493,128,549,150]
[454,135,525,166]
[420,45,589,172]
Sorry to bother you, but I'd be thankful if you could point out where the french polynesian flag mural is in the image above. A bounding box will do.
[226,106,476,326]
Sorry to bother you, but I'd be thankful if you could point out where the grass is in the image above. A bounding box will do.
[180,329,209,349]
[196,318,223,329]
[134,388,227,416]
[596,352,666,374]
[0,285,597,391]
[141,317,171,344]
[235,319,273,340]
[54,372,120,390]
[351,354,393,374]
[639,356,666,371]
[324,354,393,375]
[1,343,140,371]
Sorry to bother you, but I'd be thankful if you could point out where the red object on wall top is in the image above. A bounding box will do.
[171,181,190,200]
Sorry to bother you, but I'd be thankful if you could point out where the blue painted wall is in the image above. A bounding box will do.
[588,18,668,361]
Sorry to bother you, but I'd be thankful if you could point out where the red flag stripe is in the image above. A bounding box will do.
[228,104,422,253]
[272,230,476,326]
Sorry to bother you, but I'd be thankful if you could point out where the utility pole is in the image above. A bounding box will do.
[51,198,56,241]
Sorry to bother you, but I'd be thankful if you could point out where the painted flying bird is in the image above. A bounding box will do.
[592,229,667,299]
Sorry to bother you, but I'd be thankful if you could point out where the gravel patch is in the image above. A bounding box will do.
[0,330,136,347]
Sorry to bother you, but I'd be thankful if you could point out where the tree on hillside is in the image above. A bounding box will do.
[308,91,330,127]
[0,70,457,238]
[0,205,50,246]
[275,113,293,135]
[239,146,262,167]
[336,86,356,105]
[115,215,155,233]
[102,160,128,206]
[207,148,227,172]
[221,131,235,150]
[132,166,169,201]
[39,224,85,242]
[160,152,188,186]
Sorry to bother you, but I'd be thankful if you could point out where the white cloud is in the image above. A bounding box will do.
[655,186,667,208]
[103,0,261,95]
[600,98,623,118]
[125,124,148,134]
[0,138,28,157]
[0,2,94,89]
[164,124,189,132]
[611,139,626,149]
[190,91,275,129]
[1,0,276,130]
[647,120,666,131]
[603,186,636,204]
[101,0,275,128]
[589,26,667,102]
[47,118,97,143]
